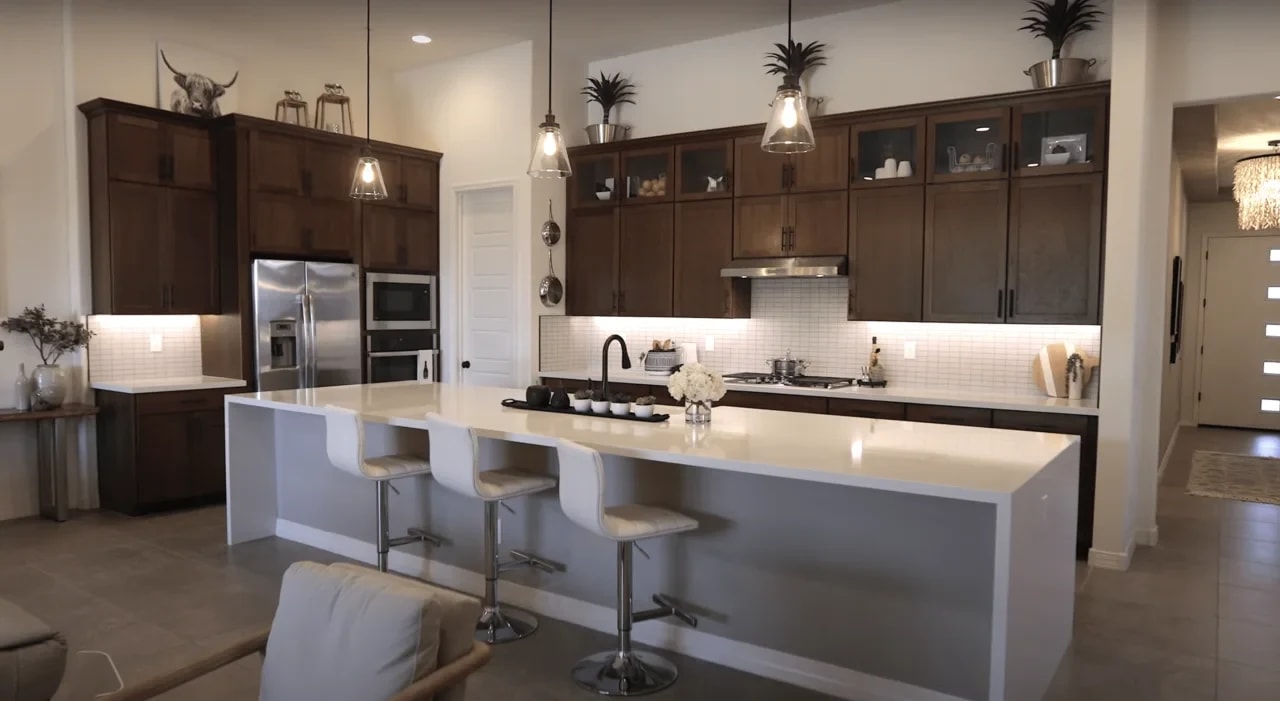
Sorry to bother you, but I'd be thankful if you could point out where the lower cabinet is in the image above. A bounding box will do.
[717,391,827,414]
[829,398,907,420]
[905,403,992,427]
[97,388,234,515]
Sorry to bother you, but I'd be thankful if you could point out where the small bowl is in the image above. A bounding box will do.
[1043,152,1071,166]
[633,404,654,418]
[590,400,610,414]
[595,191,612,201]
[610,402,632,416]
[572,398,592,413]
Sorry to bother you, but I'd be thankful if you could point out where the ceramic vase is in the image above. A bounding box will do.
[685,400,712,425]
[31,365,67,410]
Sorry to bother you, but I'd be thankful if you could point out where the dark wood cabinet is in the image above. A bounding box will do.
[926,107,1011,184]
[718,391,827,414]
[1012,94,1107,177]
[828,399,907,420]
[849,187,924,321]
[1007,174,1103,324]
[789,190,848,256]
[566,207,620,316]
[307,141,358,200]
[676,140,733,200]
[618,204,674,316]
[851,116,926,188]
[923,181,1009,322]
[248,129,306,194]
[675,200,749,318]
[622,147,674,205]
[733,195,788,258]
[905,403,992,427]
[104,112,214,190]
[734,137,790,196]
[791,126,850,191]
[401,156,439,209]
[97,388,234,515]
[570,153,620,208]
[249,192,356,259]
[363,206,439,273]
[166,188,220,313]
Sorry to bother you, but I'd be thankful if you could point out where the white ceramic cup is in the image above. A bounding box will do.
[633,404,655,418]
[573,398,591,412]
[591,400,610,414]
[610,402,631,416]
[896,161,913,177]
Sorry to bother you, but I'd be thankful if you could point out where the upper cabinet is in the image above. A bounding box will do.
[676,140,733,200]
[81,100,220,315]
[926,107,1011,184]
[734,126,848,196]
[622,147,673,204]
[247,130,356,200]
[1012,95,1108,177]
[569,153,620,208]
[1007,174,1103,323]
[851,117,925,188]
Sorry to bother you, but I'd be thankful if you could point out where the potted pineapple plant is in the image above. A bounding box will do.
[582,72,636,144]
[1019,0,1104,88]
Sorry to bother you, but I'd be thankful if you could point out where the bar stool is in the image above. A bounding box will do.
[555,439,699,696]
[425,413,558,644]
[321,405,443,573]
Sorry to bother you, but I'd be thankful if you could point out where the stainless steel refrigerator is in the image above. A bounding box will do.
[252,259,361,391]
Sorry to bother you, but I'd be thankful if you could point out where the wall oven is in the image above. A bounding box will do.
[366,272,436,331]
[367,330,437,384]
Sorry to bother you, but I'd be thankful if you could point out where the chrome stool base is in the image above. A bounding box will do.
[571,650,678,696]
[476,604,538,644]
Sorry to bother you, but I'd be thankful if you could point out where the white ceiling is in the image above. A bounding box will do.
[1175,94,1280,202]
[81,0,879,72]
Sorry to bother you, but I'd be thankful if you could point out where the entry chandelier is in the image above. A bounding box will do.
[1234,140,1280,230]
[528,0,571,178]
[350,0,388,200]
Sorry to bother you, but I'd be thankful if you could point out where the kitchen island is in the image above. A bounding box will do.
[225,381,1079,701]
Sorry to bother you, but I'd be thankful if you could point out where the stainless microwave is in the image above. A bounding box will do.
[366,272,436,331]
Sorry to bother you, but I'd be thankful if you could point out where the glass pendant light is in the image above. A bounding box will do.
[761,0,816,154]
[528,0,571,178]
[350,0,388,200]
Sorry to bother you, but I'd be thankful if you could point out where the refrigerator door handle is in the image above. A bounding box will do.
[296,294,309,389]
[305,293,318,388]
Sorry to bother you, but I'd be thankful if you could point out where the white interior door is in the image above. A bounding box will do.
[458,186,517,387]
[1199,235,1280,429]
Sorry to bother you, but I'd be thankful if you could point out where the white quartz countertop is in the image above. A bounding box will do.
[227,381,1078,504]
[91,376,248,394]
[538,369,1099,416]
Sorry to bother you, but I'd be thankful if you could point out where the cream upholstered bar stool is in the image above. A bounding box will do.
[555,439,699,696]
[323,405,443,572]
[425,413,558,644]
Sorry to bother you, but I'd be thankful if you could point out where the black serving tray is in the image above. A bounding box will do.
[501,398,670,423]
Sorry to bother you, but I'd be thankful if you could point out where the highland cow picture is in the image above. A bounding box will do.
[155,42,239,118]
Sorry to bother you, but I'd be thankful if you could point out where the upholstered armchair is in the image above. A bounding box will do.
[104,562,490,701]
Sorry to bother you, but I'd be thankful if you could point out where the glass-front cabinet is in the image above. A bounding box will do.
[675,140,733,200]
[851,117,925,188]
[622,147,673,204]
[1013,96,1107,177]
[569,153,619,208]
[926,108,1011,184]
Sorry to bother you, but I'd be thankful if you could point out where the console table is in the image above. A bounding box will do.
[0,404,99,521]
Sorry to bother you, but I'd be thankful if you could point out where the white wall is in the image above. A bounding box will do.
[587,0,1113,137]
[1159,160,1188,458]
[1160,0,1280,105]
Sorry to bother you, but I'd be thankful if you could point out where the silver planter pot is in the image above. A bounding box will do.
[1024,58,1097,88]
[32,364,67,410]
[585,123,629,144]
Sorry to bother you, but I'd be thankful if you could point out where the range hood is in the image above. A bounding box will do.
[719,256,848,279]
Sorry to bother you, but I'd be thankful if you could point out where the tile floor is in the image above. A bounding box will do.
[1,426,1277,700]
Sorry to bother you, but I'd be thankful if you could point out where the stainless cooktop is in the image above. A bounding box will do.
[723,372,855,389]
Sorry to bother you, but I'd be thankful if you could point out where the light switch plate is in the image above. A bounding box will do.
[149,334,163,352]
[704,336,715,352]
[904,341,916,360]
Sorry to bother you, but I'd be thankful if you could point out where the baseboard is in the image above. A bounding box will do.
[275,519,966,701]
[1135,526,1159,547]
[1157,425,1182,480]
[1088,538,1135,571]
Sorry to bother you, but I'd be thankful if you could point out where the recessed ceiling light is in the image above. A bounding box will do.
[975,126,991,132]
[411,34,432,44]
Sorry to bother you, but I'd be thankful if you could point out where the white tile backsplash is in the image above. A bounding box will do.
[540,278,1101,398]
[87,315,203,383]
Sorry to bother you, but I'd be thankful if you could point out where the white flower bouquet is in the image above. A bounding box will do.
[666,363,727,405]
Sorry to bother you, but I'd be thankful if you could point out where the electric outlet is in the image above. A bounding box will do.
[149,334,163,352]
[903,341,916,360]
[704,335,715,352]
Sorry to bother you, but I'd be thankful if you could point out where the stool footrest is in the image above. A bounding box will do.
[501,549,558,574]
[633,594,697,628]
[395,528,443,548]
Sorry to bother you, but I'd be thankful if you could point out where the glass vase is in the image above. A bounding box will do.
[684,400,712,425]
[31,364,67,410]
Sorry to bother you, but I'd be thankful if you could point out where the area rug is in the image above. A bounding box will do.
[1187,450,1280,505]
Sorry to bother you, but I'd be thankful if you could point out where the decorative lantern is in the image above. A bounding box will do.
[275,90,309,126]
[315,83,353,135]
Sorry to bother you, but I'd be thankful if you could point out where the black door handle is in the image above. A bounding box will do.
[997,289,1004,318]
[1008,288,1016,318]
[461,360,471,369]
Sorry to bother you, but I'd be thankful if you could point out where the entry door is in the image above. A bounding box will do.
[459,187,516,387]
[1200,235,1280,429]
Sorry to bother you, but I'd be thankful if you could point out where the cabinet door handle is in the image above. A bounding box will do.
[1012,142,1019,171]
[849,157,856,184]
[997,289,1004,318]
[302,171,312,195]
[1001,144,1009,173]
[1008,288,1016,318]
[723,290,730,316]
[157,154,167,182]
[723,169,732,194]
[780,164,788,190]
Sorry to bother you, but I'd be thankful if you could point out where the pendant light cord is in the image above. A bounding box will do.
[787,0,792,46]
[546,0,553,114]
[366,0,372,145]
